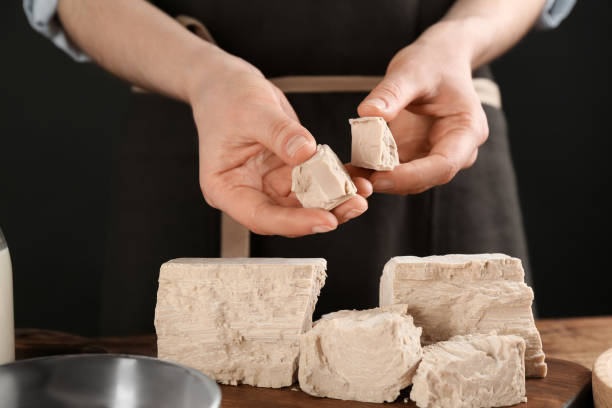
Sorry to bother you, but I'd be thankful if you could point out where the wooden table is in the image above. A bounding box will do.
[13,316,612,407]
[536,316,612,370]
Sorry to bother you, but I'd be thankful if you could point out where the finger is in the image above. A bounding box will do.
[466,148,478,168]
[274,181,371,209]
[273,86,301,122]
[263,165,293,197]
[269,179,371,206]
[325,163,372,197]
[396,141,430,163]
[331,195,368,224]
[388,110,434,162]
[345,164,373,180]
[272,193,303,208]
[370,155,459,195]
[358,72,423,122]
[254,107,317,166]
[371,127,477,194]
[263,163,372,205]
[219,185,338,237]
[353,177,373,198]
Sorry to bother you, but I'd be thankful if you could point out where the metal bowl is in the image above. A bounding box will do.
[0,354,221,408]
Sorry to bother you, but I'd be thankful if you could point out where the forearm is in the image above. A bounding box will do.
[417,0,547,69]
[57,0,236,102]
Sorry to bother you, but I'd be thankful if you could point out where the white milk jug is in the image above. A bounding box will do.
[0,227,14,364]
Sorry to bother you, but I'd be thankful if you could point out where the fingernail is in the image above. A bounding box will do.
[343,209,363,221]
[286,135,309,158]
[312,225,334,234]
[363,98,387,111]
[373,179,395,191]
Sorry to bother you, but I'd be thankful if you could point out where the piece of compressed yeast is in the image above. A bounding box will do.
[410,333,527,408]
[154,258,327,388]
[379,253,547,377]
[349,116,400,171]
[291,144,357,210]
[298,304,422,403]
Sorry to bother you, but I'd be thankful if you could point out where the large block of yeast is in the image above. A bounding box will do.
[154,258,327,388]
[410,333,527,408]
[298,305,422,403]
[379,254,547,377]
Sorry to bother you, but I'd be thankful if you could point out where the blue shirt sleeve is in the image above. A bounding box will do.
[23,0,90,62]
[536,0,577,30]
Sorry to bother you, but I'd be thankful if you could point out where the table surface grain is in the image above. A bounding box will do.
[12,316,612,407]
[535,316,612,370]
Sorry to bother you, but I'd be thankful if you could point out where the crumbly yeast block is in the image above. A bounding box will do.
[291,144,357,210]
[298,304,422,403]
[349,116,400,171]
[379,254,547,377]
[593,348,612,408]
[154,258,327,388]
[410,333,527,408]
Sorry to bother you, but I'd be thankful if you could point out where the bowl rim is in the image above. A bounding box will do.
[0,353,222,407]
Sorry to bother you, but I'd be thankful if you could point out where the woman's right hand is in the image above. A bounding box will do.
[188,53,371,237]
[56,0,368,237]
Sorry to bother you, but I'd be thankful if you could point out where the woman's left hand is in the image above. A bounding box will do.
[356,22,489,195]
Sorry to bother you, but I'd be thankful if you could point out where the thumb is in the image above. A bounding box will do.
[255,107,317,166]
[358,72,420,122]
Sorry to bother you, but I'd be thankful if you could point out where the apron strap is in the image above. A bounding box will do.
[270,76,383,93]
[175,15,217,45]
[220,213,250,258]
[171,15,502,258]
[472,78,502,110]
[269,75,502,108]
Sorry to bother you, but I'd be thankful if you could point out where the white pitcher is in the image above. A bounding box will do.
[0,227,14,364]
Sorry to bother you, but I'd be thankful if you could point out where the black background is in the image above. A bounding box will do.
[1,2,610,336]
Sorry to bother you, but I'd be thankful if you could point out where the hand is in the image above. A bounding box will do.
[356,22,489,194]
[189,54,371,237]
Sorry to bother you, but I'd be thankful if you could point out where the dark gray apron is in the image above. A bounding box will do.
[100,0,530,335]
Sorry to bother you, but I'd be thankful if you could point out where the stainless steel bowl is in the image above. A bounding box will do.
[0,354,221,408]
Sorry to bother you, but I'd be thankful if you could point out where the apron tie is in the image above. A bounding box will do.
[175,15,217,45]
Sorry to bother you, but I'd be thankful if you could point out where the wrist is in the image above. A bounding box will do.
[183,43,260,106]
[417,18,494,70]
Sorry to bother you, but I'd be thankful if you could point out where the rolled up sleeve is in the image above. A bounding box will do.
[23,0,90,62]
[536,0,577,30]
